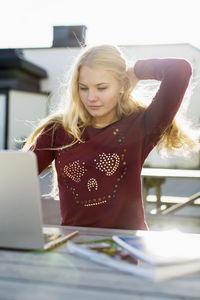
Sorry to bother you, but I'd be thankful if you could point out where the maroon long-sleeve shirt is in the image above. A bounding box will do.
[33,58,192,229]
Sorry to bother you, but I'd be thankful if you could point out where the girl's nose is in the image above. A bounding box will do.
[88,89,97,101]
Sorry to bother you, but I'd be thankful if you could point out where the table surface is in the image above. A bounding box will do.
[1,225,200,300]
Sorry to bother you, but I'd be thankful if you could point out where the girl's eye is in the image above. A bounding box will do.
[98,87,107,90]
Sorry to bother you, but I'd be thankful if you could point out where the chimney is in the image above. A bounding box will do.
[52,25,87,47]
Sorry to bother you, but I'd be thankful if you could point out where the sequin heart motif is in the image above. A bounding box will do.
[64,160,87,183]
[95,152,120,176]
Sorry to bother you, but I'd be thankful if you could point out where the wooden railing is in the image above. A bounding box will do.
[141,168,200,214]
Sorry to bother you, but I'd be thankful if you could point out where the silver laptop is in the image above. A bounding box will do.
[0,150,78,250]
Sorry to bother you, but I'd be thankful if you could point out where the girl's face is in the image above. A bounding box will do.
[78,65,122,128]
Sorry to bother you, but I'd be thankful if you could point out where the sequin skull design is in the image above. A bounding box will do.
[58,128,127,207]
[59,147,127,208]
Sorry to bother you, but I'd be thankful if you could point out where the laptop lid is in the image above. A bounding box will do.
[0,150,47,249]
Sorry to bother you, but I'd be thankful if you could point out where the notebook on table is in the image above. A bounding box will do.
[0,150,78,250]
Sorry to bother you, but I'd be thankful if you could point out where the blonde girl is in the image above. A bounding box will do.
[24,44,197,230]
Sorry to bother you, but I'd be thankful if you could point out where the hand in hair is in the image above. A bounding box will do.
[126,67,139,89]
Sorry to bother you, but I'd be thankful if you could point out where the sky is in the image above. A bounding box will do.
[0,0,200,49]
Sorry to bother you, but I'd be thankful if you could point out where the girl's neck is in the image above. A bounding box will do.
[92,115,119,129]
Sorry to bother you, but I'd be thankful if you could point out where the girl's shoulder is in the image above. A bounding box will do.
[45,122,74,148]
[43,121,69,137]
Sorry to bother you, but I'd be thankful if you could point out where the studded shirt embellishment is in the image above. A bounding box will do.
[87,178,98,191]
[113,128,126,145]
[84,200,107,207]
[64,160,87,183]
[60,148,127,208]
[113,128,119,135]
[95,152,120,176]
